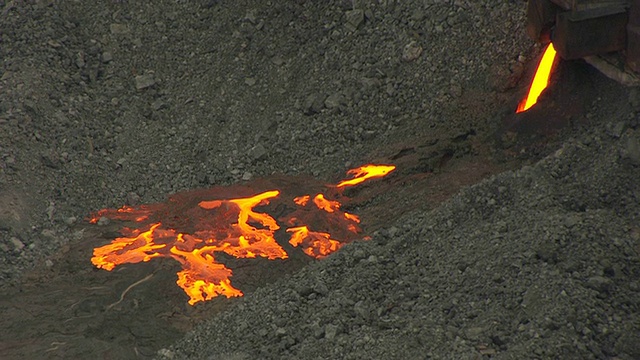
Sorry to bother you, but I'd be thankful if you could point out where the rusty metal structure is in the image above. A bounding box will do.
[526,0,640,83]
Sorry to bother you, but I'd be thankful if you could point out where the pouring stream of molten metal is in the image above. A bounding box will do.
[517,43,557,113]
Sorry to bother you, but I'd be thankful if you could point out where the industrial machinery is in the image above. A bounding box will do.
[526,0,640,85]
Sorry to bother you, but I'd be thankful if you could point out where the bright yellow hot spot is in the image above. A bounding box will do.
[517,43,557,113]
[336,164,396,188]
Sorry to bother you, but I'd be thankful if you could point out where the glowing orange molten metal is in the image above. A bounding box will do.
[90,164,395,304]
[517,43,557,113]
[336,164,396,187]
[198,190,287,260]
[91,223,166,271]
[171,246,243,304]
[287,226,341,258]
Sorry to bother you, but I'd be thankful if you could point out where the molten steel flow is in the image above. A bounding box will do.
[517,43,557,113]
[90,164,395,305]
[287,226,341,258]
[336,164,396,187]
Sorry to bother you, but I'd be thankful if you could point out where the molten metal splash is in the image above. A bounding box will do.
[90,164,395,305]
[517,43,557,113]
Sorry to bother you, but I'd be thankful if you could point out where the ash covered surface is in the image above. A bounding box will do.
[0,0,639,359]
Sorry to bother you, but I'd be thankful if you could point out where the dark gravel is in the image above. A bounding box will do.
[1,1,639,359]
[158,123,640,359]
[0,0,529,284]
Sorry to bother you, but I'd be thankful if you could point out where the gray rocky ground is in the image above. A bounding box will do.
[159,125,640,359]
[1,0,639,359]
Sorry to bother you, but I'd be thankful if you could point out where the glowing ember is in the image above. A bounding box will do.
[90,164,395,304]
[293,195,310,206]
[517,43,557,113]
[311,193,360,222]
[91,223,167,271]
[198,190,287,260]
[336,164,396,188]
[312,193,340,213]
[89,205,151,224]
[287,226,341,258]
[171,246,242,304]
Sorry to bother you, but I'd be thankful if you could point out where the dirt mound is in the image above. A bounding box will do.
[159,123,640,359]
[1,1,639,359]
